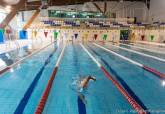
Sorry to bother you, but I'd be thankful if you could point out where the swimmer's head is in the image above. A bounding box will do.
[89,76,96,81]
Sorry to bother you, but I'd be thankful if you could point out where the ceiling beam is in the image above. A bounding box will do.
[104,1,107,14]
[92,2,104,14]
[23,9,40,30]
[0,0,148,11]
[0,0,27,29]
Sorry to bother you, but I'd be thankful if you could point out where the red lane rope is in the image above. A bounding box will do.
[143,66,165,79]
[0,67,10,75]
[35,67,58,114]
[100,66,147,114]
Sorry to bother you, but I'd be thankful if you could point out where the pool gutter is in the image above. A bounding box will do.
[0,41,56,76]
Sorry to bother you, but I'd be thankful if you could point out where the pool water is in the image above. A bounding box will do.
[0,42,165,114]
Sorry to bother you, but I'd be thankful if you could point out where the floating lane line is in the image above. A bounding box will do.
[87,45,149,112]
[14,47,57,114]
[80,43,147,114]
[35,44,66,114]
[106,43,165,62]
[119,43,165,55]
[94,43,165,79]
[0,42,56,76]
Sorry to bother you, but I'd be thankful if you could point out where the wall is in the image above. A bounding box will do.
[48,1,148,22]
[84,1,148,22]
[149,0,165,22]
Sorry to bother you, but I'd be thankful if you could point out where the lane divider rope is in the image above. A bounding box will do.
[106,43,165,62]
[35,44,66,114]
[94,43,165,79]
[80,43,147,114]
[120,43,165,55]
[87,44,149,112]
[14,48,57,114]
[0,42,56,76]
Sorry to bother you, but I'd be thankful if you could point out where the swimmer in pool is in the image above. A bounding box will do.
[79,76,96,89]
[77,75,96,107]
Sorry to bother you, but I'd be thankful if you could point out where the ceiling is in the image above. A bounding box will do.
[0,0,150,11]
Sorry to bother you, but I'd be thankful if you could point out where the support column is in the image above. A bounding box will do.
[23,9,40,30]
[19,9,40,39]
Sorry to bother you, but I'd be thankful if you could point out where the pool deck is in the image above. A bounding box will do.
[136,41,165,47]
[0,39,52,54]
[0,38,53,73]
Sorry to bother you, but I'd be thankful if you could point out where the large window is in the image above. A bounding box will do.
[48,10,105,18]
[0,8,8,23]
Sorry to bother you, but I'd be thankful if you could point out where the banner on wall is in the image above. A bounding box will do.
[0,28,4,43]
[54,31,58,39]
[103,34,108,40]
[120,30,129,40]
[94,34,98,40]
[84,33,88,39]
[32,30,37,38]
[150,35,154,41]
[74,33,78,39]
[141,35,145,41]
[44,31,48,38]
[19,30,27,39]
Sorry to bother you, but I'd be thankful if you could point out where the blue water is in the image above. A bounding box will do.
[0,43,60,114]
[119,43,165,59]
[0,43,165,114]
[43,44,132,114]
[101,43,165,73]
[88,43,165,114]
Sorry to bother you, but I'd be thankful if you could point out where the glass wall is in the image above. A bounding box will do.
[48,10,105,18]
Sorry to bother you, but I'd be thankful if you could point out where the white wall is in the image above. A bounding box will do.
[149,0,165,22]
[85,1,148,22]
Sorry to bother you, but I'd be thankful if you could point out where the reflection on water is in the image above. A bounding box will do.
[0,46,32,68]
[70,75,88,94]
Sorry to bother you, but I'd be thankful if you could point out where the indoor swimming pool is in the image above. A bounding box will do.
[0,42,165,114]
